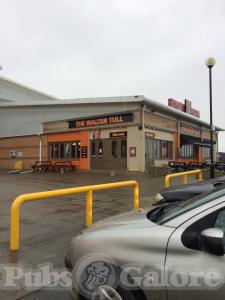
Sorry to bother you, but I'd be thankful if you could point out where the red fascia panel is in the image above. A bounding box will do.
[191,108,200,118]
[168,98,185,112]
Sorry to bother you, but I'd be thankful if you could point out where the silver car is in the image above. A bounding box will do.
[66,187,225,300]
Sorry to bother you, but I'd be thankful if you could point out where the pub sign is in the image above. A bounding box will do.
[68,113,133,129]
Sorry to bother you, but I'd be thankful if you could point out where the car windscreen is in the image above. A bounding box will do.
[148,186,225,225]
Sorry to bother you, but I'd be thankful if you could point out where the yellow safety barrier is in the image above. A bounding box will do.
[10,180,139,251]
[164,169,203,188]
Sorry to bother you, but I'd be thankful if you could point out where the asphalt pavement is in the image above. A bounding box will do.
[0,169,207,299]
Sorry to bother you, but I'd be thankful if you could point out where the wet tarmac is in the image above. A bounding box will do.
[0,170,205,299]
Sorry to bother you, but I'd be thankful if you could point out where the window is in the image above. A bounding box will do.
[121,140,127,158]
[161,141,167,159]
[202,147,210,160]
[98,141,103,157]
[71,142,76,158]
[59,143,64,159]
[180,144,195,159]
[146,139,173,160]
[49,144,54,159]
[214,209,225,250]
[167,141,173,160]
[112,140,117,158]
[71,141,80,159]
[65,143,71,159]
[53,143,59,159]
[154,140,161,159]
[48,141,80,160]
[145,139,154,158]
[91,141,96,157]
[77,142,81,158]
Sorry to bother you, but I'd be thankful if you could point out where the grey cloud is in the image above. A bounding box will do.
[1,0,225,149]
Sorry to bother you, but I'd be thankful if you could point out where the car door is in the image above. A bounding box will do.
[165,202,225,300]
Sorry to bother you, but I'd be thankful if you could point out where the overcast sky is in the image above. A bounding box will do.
[1,0,225,150]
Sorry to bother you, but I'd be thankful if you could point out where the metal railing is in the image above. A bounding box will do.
[164,169,203,188]
[10,180,139,251]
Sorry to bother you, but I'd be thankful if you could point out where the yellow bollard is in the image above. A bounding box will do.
[10,198,22,251]
[133,183,139,210]
[184,174,188,185]
[198,172,203,181]
[10,180,139,251]
[164,169,203,188]
[86,190,93,226]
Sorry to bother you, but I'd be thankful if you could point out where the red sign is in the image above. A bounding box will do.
[110,131,127,138]
[168,98,200,118]
[180,124,201,137]
[145,132,154,139]
[129,147,136,157]
[93,129,101,139]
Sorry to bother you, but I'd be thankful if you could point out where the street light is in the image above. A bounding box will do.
[0,65,3,71]
[205,57,216,178]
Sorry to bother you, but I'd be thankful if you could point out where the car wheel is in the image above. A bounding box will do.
[73,258,146,300]
[78,284,142,300]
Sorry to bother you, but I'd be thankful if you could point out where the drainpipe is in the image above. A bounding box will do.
[141,104,146,172]
[177,118,181,161]
[38,133,42,162]
[141,104,146,130]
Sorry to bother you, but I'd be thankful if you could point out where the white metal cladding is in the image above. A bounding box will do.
[0,102,140,137]
[0,76,56,103]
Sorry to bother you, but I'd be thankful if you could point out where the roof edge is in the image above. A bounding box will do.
[0,75,58,100]
[143,97,224,131]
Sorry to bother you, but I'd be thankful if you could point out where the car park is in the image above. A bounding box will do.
[66,185,225,300]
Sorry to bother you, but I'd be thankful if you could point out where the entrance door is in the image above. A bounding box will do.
[111,138,127,170]
[90,138,127,170]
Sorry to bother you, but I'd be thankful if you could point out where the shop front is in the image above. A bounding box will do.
[43,112,138,171]
[40,103,220,173]
[90,130,127,170]
[47,131,89,170]
[145,130,174,167]
[178,124,216,162]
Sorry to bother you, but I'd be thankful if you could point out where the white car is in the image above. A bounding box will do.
[65,186,225,300]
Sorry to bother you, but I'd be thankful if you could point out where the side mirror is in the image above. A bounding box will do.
[200,228,224,256]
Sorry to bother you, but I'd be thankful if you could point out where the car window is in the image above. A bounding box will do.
[214,209,225,251]
[181,211,218,250]
[155,187,225,225]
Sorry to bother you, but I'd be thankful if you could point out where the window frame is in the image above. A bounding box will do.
[112,140,118,158]
[121,139,127,158]
[48,141,80,160]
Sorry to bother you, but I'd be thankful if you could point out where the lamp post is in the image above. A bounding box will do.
[205,57,216,179]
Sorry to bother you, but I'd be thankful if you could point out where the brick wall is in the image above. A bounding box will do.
[144,111,177,132]
[0,135,47,169]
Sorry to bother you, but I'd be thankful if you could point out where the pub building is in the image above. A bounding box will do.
[0,84,223,172]
[41,98,222,172]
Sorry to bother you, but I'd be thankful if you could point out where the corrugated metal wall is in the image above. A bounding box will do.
[0,103,139,137]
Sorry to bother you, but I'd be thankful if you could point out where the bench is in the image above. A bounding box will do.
[187,161,209,170]
[52,161,76,172]
[168,161,188,172]
[31,161,52,171]
[215,163,225,172]
[169,161,209,172]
